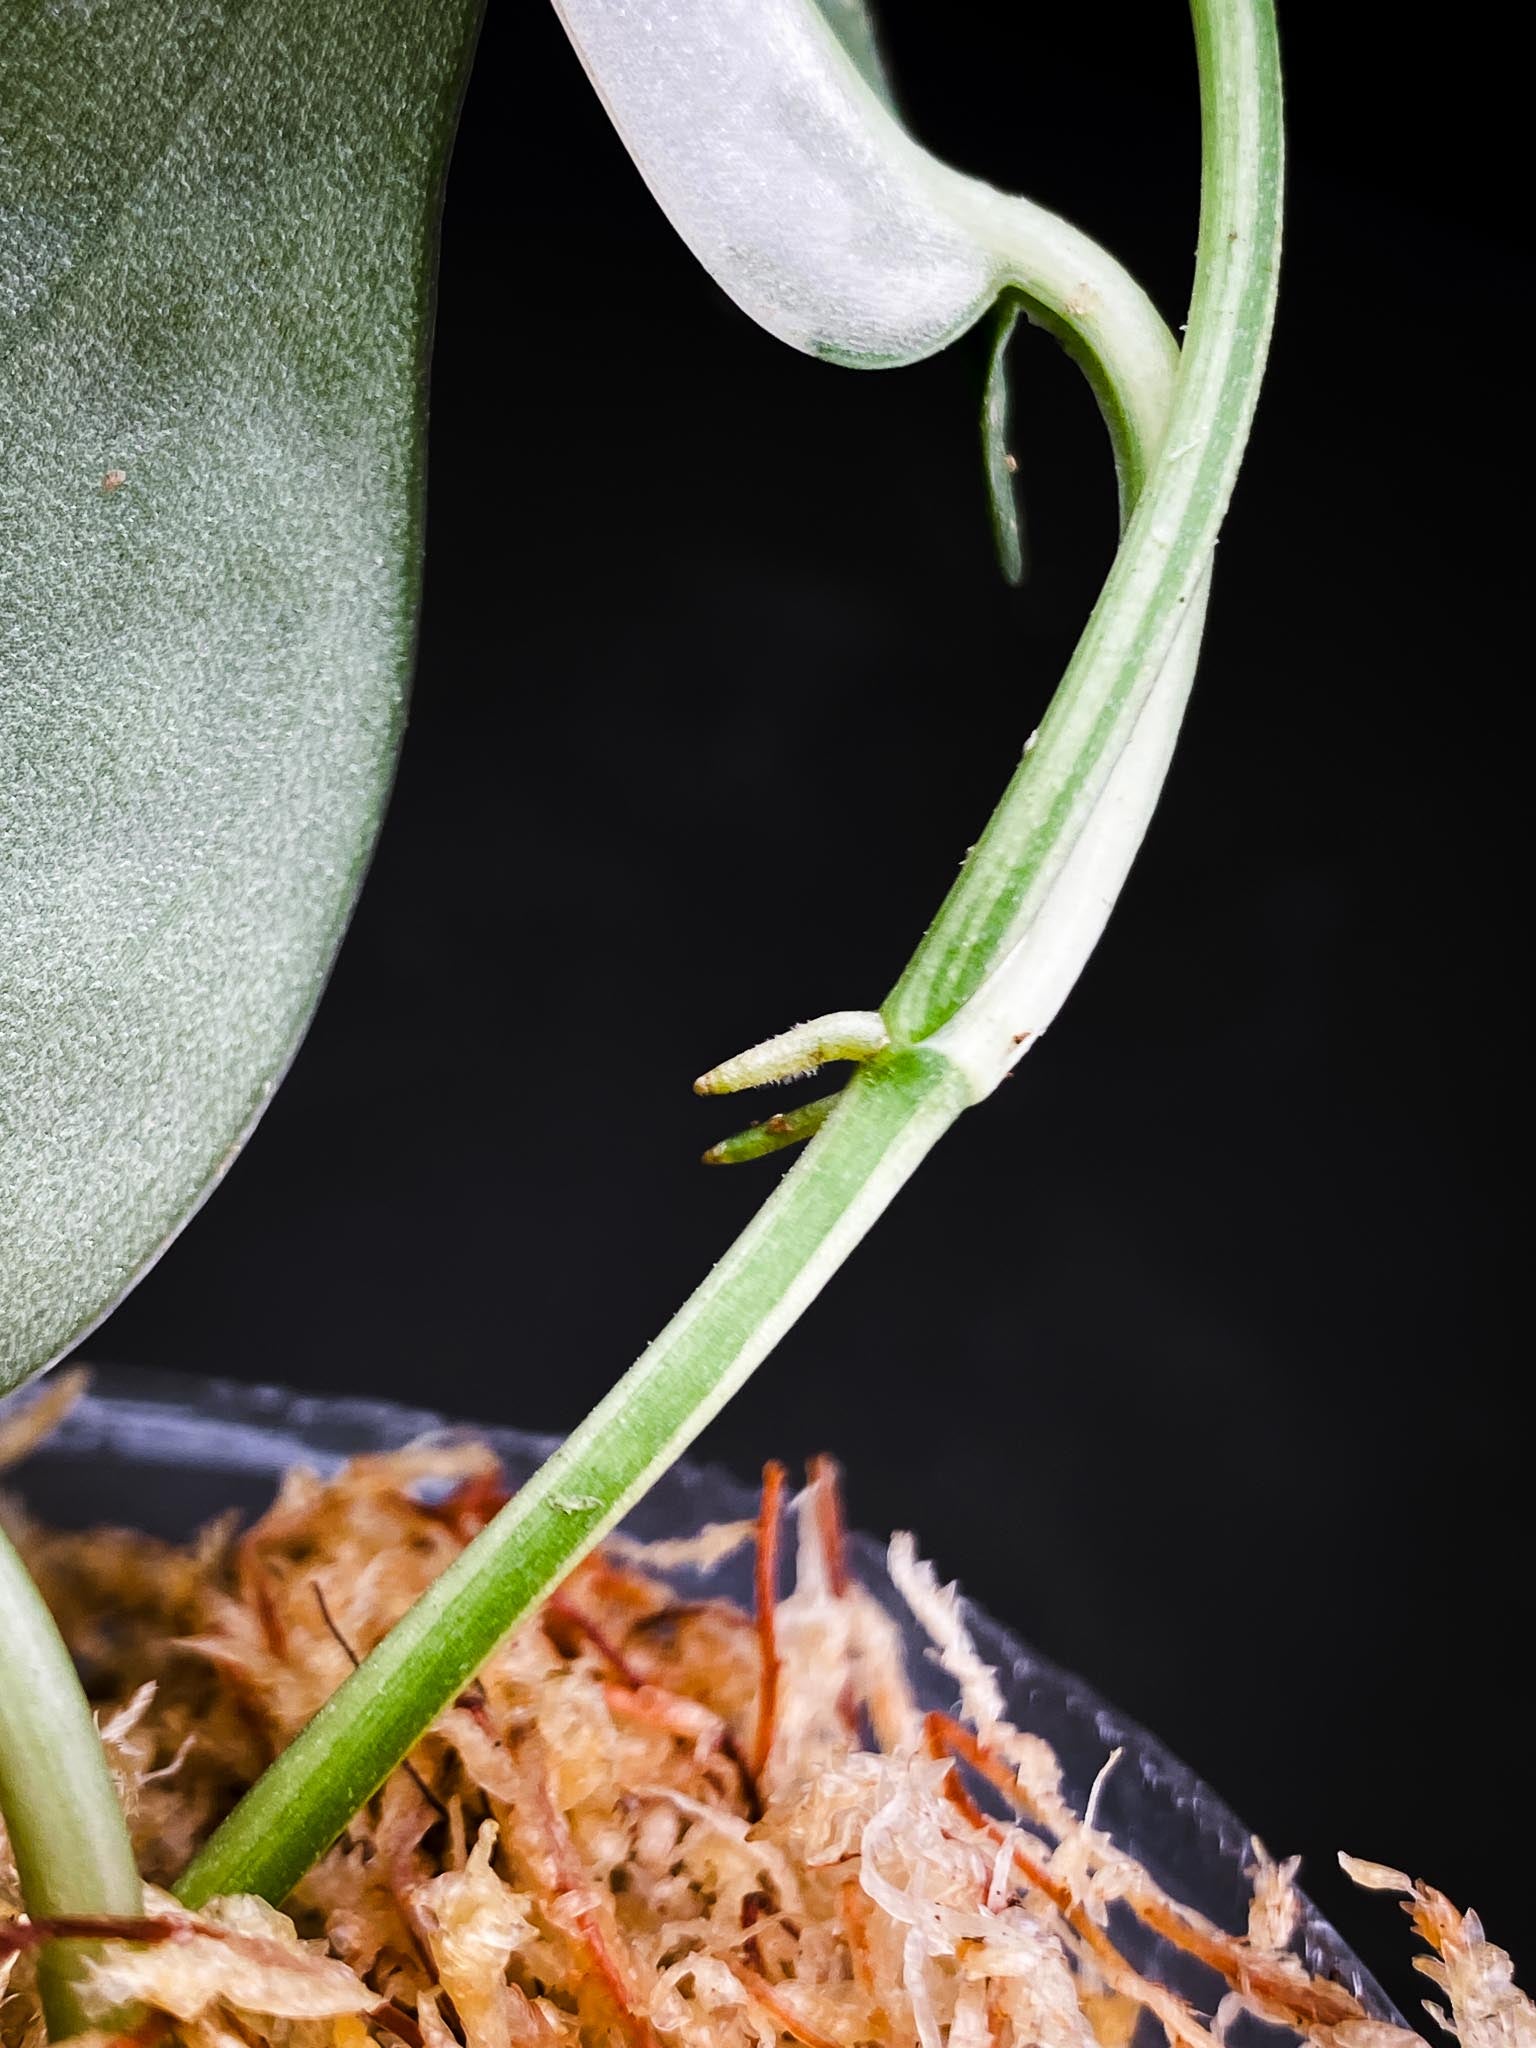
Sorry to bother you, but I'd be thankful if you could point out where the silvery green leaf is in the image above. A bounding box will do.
[809,0,900,114]
[0,0,481,1393]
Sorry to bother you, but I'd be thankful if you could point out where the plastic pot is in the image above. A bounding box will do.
[9,1365,1402,2041]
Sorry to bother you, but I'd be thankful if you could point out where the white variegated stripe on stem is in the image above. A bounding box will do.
[929,569,1211,1098]
[886,0,1280,1045]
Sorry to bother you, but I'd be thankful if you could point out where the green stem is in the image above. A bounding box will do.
[176,1047,970,1907]
[889,0,1283,1059]
[0,1521,142,2037]
[178,0,1281,1910]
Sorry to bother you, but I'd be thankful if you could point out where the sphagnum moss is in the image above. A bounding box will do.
[5,1405,1525,2048]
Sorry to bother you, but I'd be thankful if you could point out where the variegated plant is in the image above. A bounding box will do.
[0,0,1281,2030]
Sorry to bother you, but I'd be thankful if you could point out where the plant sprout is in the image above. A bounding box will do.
[0,0,1281,2031]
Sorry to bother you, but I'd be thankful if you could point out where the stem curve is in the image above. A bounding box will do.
[888,0,1282,1060]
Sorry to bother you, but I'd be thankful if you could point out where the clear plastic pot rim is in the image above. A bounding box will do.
[7,1362,1403,2034]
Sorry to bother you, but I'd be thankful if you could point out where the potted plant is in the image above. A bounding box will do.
[1,2,1522,2044]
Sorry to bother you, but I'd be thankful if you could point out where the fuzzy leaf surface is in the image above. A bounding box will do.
[0,0,480,1392]
[552,0,1014,367]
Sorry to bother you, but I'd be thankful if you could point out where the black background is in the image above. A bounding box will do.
[85,1,1523,2010]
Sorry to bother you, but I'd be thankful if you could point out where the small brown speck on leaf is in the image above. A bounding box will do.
[101,468,127,491]
[1003,453,1019,474]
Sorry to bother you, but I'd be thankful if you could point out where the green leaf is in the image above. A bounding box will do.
[808,0,900,114]
[0,0,481,1395]
[1,1514,142,2035]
